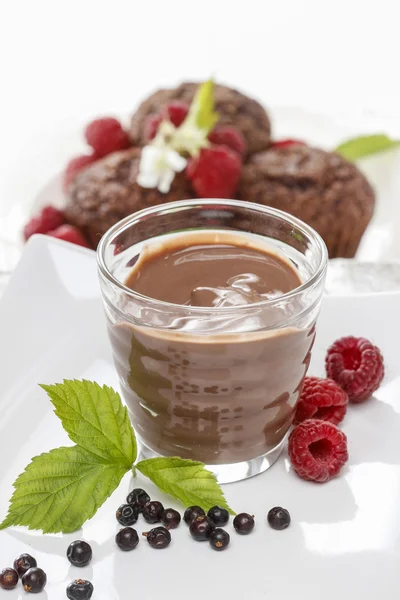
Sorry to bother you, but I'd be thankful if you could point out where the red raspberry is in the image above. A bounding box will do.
[325,336,384,403]
[85,117,130,158]
[144,114,163,141]
[208,125,246,156]
[288,419,348,483]
[270,139,306,149]
[294,377,348,426]
[47,224,90,248]
[64,154,97,191]
[187,145,242,198]
[162,101,189,127]
[23,206,66,241]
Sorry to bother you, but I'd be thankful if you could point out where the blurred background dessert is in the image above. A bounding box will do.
[59,80,376,258]
[238,144,375,258]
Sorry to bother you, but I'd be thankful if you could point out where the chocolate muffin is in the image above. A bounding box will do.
[238,145,375,258]
[130,82,271,157]
[65,148,194,248]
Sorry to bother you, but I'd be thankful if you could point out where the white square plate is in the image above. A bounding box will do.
[1,236,400,599]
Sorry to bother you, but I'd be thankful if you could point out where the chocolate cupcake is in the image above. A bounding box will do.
[130,82,271,157]
[238,145,375,258]
[64,148,193,248]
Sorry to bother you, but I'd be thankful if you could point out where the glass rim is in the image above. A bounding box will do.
[97,198,328,314]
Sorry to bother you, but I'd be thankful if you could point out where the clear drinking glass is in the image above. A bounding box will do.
[97,199,327,483]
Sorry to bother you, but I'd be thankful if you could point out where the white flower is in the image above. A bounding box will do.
[171,121,209,156]
[137,145,187,194]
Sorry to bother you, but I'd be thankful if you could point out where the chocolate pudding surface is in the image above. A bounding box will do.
[125,232,301,307]
[108,232,315,465]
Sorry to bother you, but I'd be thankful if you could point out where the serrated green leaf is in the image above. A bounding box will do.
[186,79,219,133]
[0,446,127,534]
[136,457,235,515]
[335,134,400,161]
[40,380,136,466]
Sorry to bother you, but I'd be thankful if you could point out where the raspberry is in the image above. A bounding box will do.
[85,117,130,158]
[144,103,189,142]
[23,206,66,241]
[162,101,189,127]
[208,125,246,156]
[325,336,384,403]
[144,114,163,141]
[64,154,97,191]
[294,377,348,426]
[187,145,242,198]
[270,139,306,149]
[48,224,90,248]
[288,419,348,483]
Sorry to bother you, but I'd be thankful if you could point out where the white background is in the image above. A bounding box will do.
[0,0,400,259]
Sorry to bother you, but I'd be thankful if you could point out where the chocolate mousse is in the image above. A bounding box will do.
[108,231,316,465]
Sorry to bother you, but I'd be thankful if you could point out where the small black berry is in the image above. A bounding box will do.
[126,488,150,512]
[66,540,93,567]
[13,553,37,576]
[116,503,138,526]
[161,508,181,529]
[209,528,230,551]
[189,515,215,541]
[115,527,139,551]
[143,500,164,524]
[66,578,94,600]
[183,505,205,524]
[267,506,291,530]
[144,526,171,549]
[0,568,18,590]
[207,505,229,526]
[22,567,47,593]
[233,512,255,535]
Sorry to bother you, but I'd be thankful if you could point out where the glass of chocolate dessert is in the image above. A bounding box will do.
[97,199,328,483]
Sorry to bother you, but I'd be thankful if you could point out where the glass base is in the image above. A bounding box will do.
[137,437,286,484]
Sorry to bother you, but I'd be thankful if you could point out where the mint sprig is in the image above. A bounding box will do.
[0,446,127,534]
[185,79,219,133]
[41,380,136,465]
[335,133,400,161]
[137,457,234,515]
[0,380,234,533]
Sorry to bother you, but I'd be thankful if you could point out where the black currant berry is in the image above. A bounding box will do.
[126,488,150,512]
[66,578,94,600]
[183,505,205,524]
[142,501,164,524]
[267,506,291,530]
[233,513,255,535]
[115,527,139,551]
[207,505,229,526]
[13,553,37,576]
[144,526,171,549]
[0,568,18,590]
[66,540,93,567]
[116,503,138,526]
[22,567,47,593]
[189,515,215,541]
[209,528,230,551]
[161,508,181,529]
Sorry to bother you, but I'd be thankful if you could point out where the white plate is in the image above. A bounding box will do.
[1,236,400,599]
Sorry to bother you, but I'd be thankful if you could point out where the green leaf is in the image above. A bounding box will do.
[136,457,235,515]
[186,79,219,133]
[0,446,128,533]
[40,380,136,467]
[335,134,400,161]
